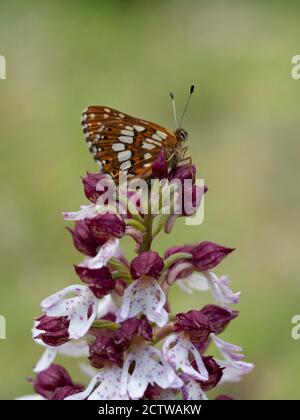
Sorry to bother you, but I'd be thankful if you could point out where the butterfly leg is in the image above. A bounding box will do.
[167,152,176,163]
[168,152,192,172]
[181,147,192,169]
[179,155,192,169]
[182,146,188,157]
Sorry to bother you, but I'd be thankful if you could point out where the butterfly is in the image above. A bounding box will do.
[81,86,194,182]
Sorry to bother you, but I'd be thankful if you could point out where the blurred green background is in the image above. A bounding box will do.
[0,0,299,400]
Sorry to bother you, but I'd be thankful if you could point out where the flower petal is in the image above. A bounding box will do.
[63,204,97,221]
[121,345,182,400]
[41,285,98,340]
[182,379,208,400]
[130,251,164,280]
[34,347,58,373]
[211,334,254,383]
[207,272,241,306]
[97,294,117,319]
[219,360,254,383]
[212,334,244,361]
[58,340,89,358]
[16,394,45,400]
[66,366,129,400]
[163,333,209,382]
[177,272,210,294]
[116,279,168,327]
[82,238,119,269]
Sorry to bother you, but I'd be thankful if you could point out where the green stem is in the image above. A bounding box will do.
[109,257,130,272]
[140,212,154,252]
[112,271,132,282]
[163,252,192,270]
[151,214,170,237]
[125,218,146,233]
[117,193,144,224]
[92,320,120,330]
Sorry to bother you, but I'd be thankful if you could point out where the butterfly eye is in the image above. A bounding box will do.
[176,128,188,141]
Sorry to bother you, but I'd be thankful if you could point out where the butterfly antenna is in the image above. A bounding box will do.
[169,92,178,128]
[179,85,195,128]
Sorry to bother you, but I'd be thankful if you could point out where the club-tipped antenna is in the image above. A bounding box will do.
[179,85,194,128]
[169,91,178,128]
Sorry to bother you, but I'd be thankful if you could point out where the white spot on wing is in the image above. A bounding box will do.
[144,153,152,160]
[120,161,131,171]
[133,125,145,132]
[142,142,156,150]
[119,136,134,144]
[118,150,132,162]
[119,113,125,118]
[112,143,125,152]
[104,114,109,119]
[104,108,111,113]
[121,129,134,136]
[152,134,163,142]
[156,130,167,139]
[90,113,95,119]
[145,138,161,147]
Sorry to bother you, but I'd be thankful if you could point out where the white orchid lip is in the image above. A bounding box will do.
[163,332,209,382]
[175,270,241,308]
[182,378,208,400]
[63,204,98,221]
[33,294,113,373]
[120,344,183,400]
[41,285,99,340]
[116,279,168,328]
[80,238,120,270]
[66,365,129,400]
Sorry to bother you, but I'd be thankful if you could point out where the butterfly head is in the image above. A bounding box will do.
[175,127,188,142]
[170,85,194,139]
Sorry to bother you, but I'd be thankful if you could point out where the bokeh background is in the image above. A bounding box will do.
[0,0,299,400]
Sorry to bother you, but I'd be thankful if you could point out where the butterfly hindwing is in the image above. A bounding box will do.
[81,106,176,180]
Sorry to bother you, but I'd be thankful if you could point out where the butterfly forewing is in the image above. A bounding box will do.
[81,106,176,181]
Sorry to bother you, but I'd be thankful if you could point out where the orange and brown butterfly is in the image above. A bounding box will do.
[81,86,194,182]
